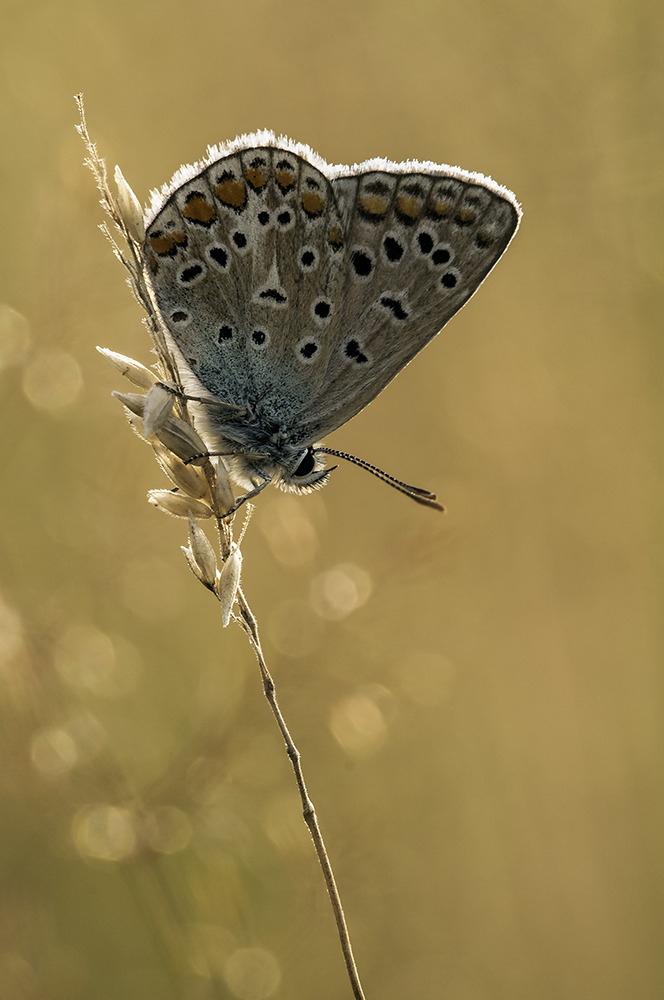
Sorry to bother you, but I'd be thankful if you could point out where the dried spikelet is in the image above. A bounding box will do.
[114,165,146,244]
[187,516,217,588]
[152,442,210,500]
[181,544,206,584]
[219,544,242,627]
[143,384,175,437]
[113,391,147,416]
[97,347,158,390]
[148,490,213,519]
[113,392,208,467]
[154,417,208,467]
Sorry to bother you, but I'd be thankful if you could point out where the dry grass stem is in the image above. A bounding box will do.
[77,94,367,1000]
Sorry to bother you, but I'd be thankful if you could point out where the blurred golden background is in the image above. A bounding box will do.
[0,1,662,998]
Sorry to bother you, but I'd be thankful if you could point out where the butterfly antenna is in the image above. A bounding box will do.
[317,448,445,511]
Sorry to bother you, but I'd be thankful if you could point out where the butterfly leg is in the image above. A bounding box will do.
[220,475,272,518]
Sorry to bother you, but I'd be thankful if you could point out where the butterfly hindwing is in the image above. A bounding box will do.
[292,166,520,441]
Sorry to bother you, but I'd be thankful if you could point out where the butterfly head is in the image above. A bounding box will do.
[224,443,333,496]
[277,446,333,494]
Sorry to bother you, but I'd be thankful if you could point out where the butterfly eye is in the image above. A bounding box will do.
[293,449,316,477]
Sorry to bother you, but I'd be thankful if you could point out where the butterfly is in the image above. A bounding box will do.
[142,131,520,511]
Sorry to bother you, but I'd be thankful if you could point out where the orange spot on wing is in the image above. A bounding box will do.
[396,195,421,218]
[430,199,453,217]
[149,232,175,255]
[275,168,295,190]
[455,208,477,224]
[183,193,216,224]
[328,225,344,249]
[360,194,388,216]
[302,191,325,216]
[245,166,269,189]
[215,178,247,207]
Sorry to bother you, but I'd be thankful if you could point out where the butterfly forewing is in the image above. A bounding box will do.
[144,146,346,420]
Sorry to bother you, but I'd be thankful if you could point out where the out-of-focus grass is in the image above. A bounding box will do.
[0,1,662,998]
